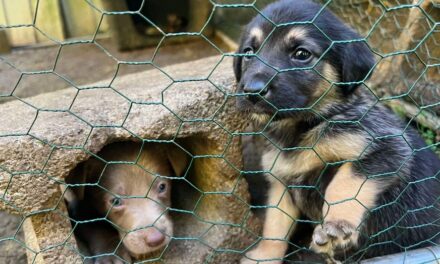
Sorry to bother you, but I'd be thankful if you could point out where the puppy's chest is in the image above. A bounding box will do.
[261,145,334,220]
[261,146,316,181]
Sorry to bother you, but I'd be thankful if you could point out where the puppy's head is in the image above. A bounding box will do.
[86,142,175,258]
[100,164,172,257]
[234,0,374,122]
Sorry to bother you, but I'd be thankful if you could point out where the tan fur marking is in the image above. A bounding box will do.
[251,113,272,124]
[313,63,339,97]
[313,133,368,163]
[243,180,299,262]
[322,62,339,83]
[250,27,264,44]
[312,63,342,112]
[264,178,299,240]
[285,27,308,42]
[265,132,368,179]
[323,162,380,228]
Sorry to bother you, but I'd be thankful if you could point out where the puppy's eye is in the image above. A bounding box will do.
[243,47,254,60]
[111,197,123,207]
[158,182,167,193]
[292,48,312,61]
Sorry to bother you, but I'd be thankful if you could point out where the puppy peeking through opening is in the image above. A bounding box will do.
[234,0,440,263]
[64,141,189,263]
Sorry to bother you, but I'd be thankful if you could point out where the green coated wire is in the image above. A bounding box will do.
[0,0,439,263]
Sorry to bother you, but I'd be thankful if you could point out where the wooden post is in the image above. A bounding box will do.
[0,30,11,53]
[100,0,149,51]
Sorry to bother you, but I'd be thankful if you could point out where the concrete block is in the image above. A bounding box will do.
[0,56,260,263]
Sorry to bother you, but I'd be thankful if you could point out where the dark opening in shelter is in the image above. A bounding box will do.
[127,0,190,35]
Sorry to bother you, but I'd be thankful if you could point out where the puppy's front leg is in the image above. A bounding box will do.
[310,162,381,263]
[242,179,300,264]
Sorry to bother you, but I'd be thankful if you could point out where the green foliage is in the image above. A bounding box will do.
[418,124,440,156]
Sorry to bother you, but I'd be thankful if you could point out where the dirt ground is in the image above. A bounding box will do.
[0,37,229,264]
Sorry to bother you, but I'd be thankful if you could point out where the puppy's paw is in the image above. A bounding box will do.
[310,220,358,262]
[240,241,285,264]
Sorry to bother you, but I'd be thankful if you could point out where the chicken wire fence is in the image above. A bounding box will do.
[0,0,439,263]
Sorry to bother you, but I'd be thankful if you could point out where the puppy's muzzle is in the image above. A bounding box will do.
[241,78,269,104]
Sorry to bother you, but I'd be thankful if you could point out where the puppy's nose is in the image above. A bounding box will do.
[242,80,268,104]
[145,229,165,248]
[243,80,268,96]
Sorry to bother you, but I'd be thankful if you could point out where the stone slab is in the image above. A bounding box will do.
[0,55,261,263]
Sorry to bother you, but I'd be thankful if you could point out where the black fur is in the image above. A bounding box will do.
[236,0,440,262]
[234,0,375,104]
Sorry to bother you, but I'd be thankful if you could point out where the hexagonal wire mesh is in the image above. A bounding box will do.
[0,0,439,263]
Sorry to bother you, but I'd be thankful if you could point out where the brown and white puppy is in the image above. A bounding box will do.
[234,0,440,263]
[66,141,188,263]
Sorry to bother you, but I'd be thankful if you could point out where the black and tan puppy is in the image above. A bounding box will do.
[234,0,440,263]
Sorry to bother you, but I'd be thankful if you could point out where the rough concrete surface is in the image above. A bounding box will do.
[0,211,26,264]
[0,38,229,101]
[0,55,260,263]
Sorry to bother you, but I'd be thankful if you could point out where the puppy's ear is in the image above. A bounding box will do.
[167,145,190,176]
[338,40,375,94]
[83,157,105,183]
[64,158,103,201]
[233,46,243,82]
